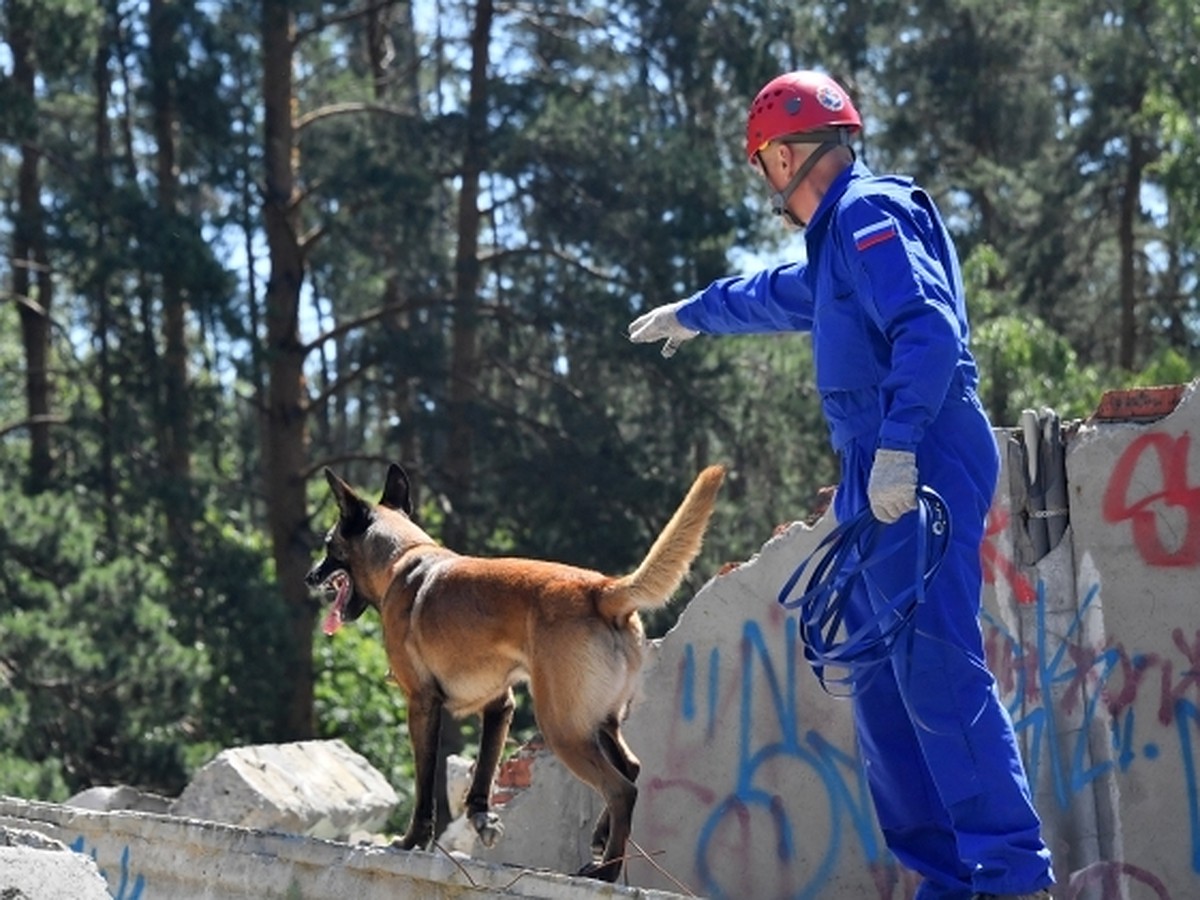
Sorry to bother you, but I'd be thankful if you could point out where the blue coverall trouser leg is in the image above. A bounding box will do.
[833,394,1054,899]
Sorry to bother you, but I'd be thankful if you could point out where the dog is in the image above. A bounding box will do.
[305,462,724,881]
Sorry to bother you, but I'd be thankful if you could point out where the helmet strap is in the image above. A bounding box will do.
[768,129,854,227]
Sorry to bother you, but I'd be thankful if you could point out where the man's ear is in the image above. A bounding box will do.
[774,142,796,173]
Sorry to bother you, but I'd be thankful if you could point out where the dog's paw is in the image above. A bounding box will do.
[391,829,430,851]
[576,859,622,883]
[470,811,504,848]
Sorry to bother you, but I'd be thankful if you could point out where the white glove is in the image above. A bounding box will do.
[867,449,918,523]
[628,300,699,358]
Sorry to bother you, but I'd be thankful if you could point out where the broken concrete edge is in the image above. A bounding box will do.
[1,824,74,852]
[0,795,693,900]
[1,824,125,900]
[0,837,112,900]
[163,738,399,842]
[68,784,173,814]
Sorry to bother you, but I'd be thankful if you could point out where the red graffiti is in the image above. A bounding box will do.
[1163,627,1200,725]
[1067,859,1170,898]
[988,624,1200,729]
[984,625,1042,703]
[871,863,921,900]
[1102,431,1200,567]
[981,506,1037,604]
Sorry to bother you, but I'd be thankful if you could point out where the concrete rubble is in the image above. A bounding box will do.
[0,826,111,900]
[168,738,398,840]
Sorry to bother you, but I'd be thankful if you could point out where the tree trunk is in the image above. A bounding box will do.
[262,0,315,740]
[8,1,53,495]
[149,0,195,555]
[1117,132,1146,372]
[93,4,119,541]
[442,0,493,549]
[366,2,420,474]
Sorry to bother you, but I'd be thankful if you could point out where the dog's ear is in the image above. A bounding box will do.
[381,463,413,516]
[325,468,372,534]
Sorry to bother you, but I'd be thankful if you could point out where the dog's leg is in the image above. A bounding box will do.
[393,690,443,850]
[465,689,514,848]
[588,715,642,860]
[543,726,637,883]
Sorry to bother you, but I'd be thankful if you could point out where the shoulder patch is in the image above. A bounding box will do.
[852,217,898,252]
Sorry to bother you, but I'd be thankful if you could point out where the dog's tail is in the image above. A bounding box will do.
[599,465,725,620]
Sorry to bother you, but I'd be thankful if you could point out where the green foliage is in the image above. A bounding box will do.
[174,509,293,753]
[313,616,414,832]
[1127,347,1196,389]
[965,241,1106,423]
[0,485,211,797]
[2,0,1198,810]
[0,751,69,801]
[973,313,1105,424]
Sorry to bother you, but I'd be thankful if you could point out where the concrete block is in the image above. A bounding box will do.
[0,797,691,900]
[169,739,397,840]
[67,784,172,814]
[0,826,111,900]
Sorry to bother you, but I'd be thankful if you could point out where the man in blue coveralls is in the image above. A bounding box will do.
[627,71,1055,900]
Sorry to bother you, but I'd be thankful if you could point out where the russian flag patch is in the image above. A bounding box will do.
[853,218,898,252]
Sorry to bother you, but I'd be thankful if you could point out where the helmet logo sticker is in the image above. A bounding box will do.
[816,85,844,112]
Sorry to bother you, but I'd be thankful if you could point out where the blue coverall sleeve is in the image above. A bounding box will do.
[838,195,965,452]
[675,262,814,334]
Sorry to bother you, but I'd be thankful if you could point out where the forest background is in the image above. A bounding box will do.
[1,0,1196,834]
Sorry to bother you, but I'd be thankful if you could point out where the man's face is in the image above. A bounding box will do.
[752,142,791,192]
[752,142,809,228]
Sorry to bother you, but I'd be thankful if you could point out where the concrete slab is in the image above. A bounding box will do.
[0,796,691,900]
[0,826,111,900]
[169,739,397,840]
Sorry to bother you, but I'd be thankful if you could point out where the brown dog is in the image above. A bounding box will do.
[306,462,724,881]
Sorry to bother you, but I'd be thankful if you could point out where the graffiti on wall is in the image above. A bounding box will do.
[70,837,145,900]
[632,420,1200,898]
[646,613,910,900]
[985,580,1199,788]
[1102,430,1200,568]
[984,576,1200,897]
[643,563,1200,898]
[982,506,1037,605]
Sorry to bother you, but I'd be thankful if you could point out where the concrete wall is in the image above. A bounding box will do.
[5,382,1198,900]
[0,795,689,900]
[474,381,1200,900]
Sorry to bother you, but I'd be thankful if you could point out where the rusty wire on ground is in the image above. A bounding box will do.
[431,836,700,897]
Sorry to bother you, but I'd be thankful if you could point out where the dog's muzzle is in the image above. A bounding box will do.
[308,566,354,635]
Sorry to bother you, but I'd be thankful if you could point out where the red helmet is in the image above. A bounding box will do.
[745,71,862,162]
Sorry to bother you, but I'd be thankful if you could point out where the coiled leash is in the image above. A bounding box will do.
[778,487,951,697]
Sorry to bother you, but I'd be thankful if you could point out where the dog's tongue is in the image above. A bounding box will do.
[322,572,351,636]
